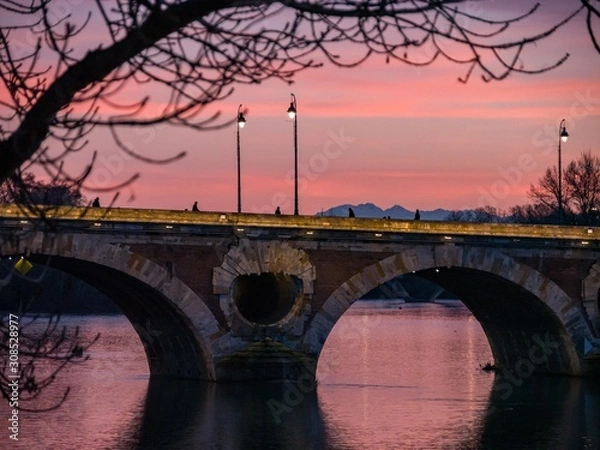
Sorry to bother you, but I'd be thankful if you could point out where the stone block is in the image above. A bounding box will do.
[434,245,462,268]
[212,267,234,294]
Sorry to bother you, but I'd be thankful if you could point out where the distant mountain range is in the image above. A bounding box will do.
[319,202,451,220]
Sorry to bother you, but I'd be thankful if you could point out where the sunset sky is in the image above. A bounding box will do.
[10,2,600,215]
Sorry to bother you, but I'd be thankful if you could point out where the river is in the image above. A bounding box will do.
[2,300,599,449]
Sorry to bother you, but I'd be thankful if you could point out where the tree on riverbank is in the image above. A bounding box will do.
[511,150,600,224]
[445,206,504,223]
[0,172,86,207]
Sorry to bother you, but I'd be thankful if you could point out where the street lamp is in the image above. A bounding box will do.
[287,93,299,215]
[236,104,246,213]
[558,118,569,224]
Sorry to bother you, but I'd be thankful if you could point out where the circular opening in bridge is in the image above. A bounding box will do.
[232,273,302,325]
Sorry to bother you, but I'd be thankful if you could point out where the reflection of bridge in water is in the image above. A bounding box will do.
[134,377,600,448]
[1,205,600,381]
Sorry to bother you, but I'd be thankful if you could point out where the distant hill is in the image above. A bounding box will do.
[319,202,450,220]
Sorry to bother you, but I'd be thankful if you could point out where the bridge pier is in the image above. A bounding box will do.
[209,240,318,381]
[214,339,317,382]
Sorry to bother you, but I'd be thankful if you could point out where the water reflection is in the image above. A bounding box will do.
[127,380,327,450]
[4,309,598,449]
[478,376,600,450]
[121,375,599,450]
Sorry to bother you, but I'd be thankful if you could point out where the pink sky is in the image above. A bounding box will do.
[7,2,600,215]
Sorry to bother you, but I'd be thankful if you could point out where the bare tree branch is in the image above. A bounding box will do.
[525,151,600,224]
[0,0,589,191]
[1,262,99,412]
[583,0,600,53]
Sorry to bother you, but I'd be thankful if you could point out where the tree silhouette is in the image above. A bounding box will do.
[0,172,86,207]
[0,1,590,190]
[514,150,600,224]
[527,166,565,217]
[564,150,600,224]
[0,303,99,412]
[508,203,556,225]
[445,206,502,223]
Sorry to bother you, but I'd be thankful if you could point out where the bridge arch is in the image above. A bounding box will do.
[1,232,221,380]
[582,261,600,335]
[305,246,590,376]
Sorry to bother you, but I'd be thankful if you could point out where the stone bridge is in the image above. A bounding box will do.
[1,205,600,381]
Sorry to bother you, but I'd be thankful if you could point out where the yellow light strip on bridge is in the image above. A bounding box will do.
[0,204,599,241]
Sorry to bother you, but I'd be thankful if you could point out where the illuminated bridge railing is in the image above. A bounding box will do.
[1,205,599,249]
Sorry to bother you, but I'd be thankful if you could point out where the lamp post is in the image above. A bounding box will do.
[287,93,299,215]
[236,104,246,213]
[558,118,569,224]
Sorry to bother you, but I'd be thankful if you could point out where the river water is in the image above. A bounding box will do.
[2,300,599,449]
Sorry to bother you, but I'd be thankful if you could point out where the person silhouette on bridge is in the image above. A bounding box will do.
[275,206,281,215]
[348,207,355,218]
[192,201,199,212]
[92,197,100,207]
[414,209,421,220]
